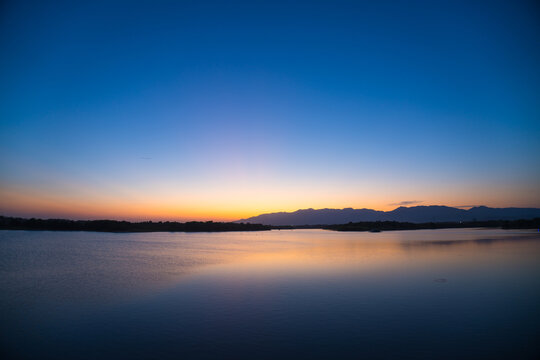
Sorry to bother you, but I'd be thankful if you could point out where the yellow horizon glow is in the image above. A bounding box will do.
[2,179,539,222]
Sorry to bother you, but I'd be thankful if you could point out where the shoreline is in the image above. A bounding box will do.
[1,216,538,233]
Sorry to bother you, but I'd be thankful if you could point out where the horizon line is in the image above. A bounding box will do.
[4,204,540,223]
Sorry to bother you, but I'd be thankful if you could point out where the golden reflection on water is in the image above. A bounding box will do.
[3,229,540,360]
[187,229,540,282]
[1,229,539,309]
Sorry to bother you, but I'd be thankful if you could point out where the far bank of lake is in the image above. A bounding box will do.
[1,215,539,233]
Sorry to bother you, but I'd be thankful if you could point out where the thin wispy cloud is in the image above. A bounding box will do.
[389,200,423,206]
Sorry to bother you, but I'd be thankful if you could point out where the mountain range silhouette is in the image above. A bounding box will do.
[237,206,540,226]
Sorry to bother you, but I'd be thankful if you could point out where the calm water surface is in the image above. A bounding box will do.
[1,229,539,359]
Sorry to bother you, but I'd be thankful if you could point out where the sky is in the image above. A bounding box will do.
[1,0,539,221]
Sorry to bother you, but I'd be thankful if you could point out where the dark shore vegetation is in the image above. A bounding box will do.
[0,216,538,233]
[321,218,540,232]
[0,216,271,232]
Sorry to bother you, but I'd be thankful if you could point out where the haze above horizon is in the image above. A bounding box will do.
[1,0,539,221]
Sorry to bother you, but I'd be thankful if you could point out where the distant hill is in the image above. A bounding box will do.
[237,206,540,226]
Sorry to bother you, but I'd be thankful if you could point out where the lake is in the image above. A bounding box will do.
[1,228,539,359]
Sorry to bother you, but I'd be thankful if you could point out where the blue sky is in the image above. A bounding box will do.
[1,0,539,220]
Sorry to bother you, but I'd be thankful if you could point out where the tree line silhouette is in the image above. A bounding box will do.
[322,219,540,232]
[0,216,271,232]
[0,216,538,233]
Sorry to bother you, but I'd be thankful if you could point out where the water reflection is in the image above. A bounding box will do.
[1,229,539,308]
[1,229,539,359]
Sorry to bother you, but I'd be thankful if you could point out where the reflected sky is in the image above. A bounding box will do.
[1,229,540,359]
[2,229,539,308]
